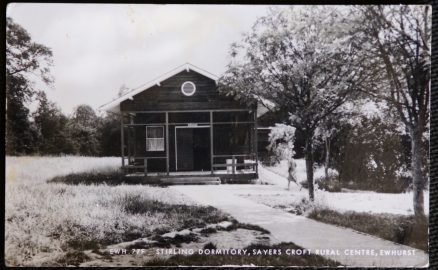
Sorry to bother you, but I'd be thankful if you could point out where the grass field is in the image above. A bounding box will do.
[5,156,229,266]
[308,208,428,252]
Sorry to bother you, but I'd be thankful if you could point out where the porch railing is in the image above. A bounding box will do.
[122,156,166,176]
[212,154,258,175]
[121,154,258,176]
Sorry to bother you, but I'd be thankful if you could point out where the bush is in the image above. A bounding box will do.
[332,117,411,193]
[55,251,90,266]
[287,197,314,216]
[315,173,342,192]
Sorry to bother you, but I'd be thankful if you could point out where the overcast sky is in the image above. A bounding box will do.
[7,4,272,114]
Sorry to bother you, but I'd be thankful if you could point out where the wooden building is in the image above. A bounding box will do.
[100,63,267,183]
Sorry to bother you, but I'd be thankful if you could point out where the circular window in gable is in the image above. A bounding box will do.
[181,81,196,96]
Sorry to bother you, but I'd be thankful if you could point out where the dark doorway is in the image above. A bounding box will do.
[176,127,211,171]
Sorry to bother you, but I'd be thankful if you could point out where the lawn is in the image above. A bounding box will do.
[251,162,429,251]
[308,209,428,251]
[6,156,428,266]
[6,156,336,267]
[5,156,229,266]
[258,159,430,216]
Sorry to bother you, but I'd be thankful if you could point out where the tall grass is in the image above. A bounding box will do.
[5,156,215,266]
[308,209,428,251]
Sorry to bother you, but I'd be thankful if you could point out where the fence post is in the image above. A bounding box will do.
[144,158,148,176]
[232,155,235,175]
[210,111,214,175]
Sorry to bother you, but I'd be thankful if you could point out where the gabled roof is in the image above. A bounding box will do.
[99,63,219,113]
[99,62,274,118]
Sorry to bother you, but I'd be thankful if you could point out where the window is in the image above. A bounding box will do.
[181,81,196,96]
[146,126,164,151]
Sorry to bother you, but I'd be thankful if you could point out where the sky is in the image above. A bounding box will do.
[7,4,271,115]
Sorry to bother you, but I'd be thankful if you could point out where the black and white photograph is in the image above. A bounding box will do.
[5,3,431,267]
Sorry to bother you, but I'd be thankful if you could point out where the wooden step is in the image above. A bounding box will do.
[160,177,221,185]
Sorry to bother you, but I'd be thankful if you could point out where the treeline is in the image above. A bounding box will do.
[6,17,121,157]
[7,91,121,156]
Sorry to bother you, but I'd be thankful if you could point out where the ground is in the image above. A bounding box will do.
[5,156,429,267]
[171,184,428,267]
[259,159,429,216]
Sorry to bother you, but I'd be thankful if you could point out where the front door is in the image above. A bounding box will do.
[176,127,210,171]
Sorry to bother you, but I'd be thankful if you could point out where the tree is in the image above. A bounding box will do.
[33,91,75,155]
[98,113,121,156]
[357,5,430,218]
[219,7,370,201]
[332,112,408,193]
[6,17,53,155]
[68,105,101,155]
[314,111,344,181]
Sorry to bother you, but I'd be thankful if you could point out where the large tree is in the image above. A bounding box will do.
[356,5,430,218]
[219,7,370,200]
[68,105,101,155]
[6,17,53,154]
[33,91,75,155]
[98,113,121,156]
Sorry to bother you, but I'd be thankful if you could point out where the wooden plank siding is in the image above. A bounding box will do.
[119,68,258,181]
[120,70,252,111]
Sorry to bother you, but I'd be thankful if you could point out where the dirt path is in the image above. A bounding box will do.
[170,184,428,267]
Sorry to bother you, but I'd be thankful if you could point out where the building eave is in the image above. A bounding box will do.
[99,63,219,113]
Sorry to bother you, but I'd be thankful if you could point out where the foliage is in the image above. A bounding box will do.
[33,91,76,155]
[267,124,296,162]
[6,18,122,156]
[67,105,101,155]
[220,6,370,201]
[6,17,53,155]
[354,5,431,217]
[98,113,121,156]
[330,115,409,193]
[314,172,342,192]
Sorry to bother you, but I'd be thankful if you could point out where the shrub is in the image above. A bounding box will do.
[55,251,90,266]
[315,173,342,192]
[332,117,410,193]
[287,197,315,216]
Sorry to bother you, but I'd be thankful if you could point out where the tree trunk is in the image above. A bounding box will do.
[410,127,425,219]
[324,137,330,181]
[305,137,315,201]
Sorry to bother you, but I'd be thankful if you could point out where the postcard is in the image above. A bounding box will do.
[5,3,430,267]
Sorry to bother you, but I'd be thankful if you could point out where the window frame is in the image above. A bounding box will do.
[181,81,196,96]
[146,126,165,152]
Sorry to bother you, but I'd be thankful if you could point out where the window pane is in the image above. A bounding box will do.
[146,138,164,151]
[147,126,164,138]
